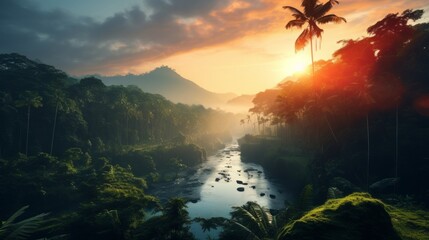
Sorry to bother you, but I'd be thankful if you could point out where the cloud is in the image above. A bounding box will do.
[0,0,428,75]
[0,0,280,75]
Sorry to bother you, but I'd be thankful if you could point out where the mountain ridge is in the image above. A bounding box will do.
[97,66,237,107]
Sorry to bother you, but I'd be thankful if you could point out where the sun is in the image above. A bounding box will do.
[292,59,308,73]
[283,52,310,76]
[290,53,309,74]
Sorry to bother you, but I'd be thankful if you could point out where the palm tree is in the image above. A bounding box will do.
[162,198,194,239]
[229,201,278,240]
[283,0,346,80]
[15,91,43,156]
[50,91,68,155]
[0,91,17,157]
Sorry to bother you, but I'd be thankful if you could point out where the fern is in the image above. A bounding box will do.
[0,206,50,240]
[327,187,343,199]
[297,184,314,212]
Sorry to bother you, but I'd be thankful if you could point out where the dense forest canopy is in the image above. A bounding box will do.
[0,53,240,158]
[0,6,429,240]
[0,53,243,239]
[249,9,429,201]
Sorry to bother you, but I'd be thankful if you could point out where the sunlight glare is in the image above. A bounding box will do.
[291,54,309,74]
[282,52,310,77]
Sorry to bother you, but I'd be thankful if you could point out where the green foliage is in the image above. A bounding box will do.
[0,206,50,240]
[387,205,429,240]
[297,185,314,212]
[136,198,195,240]
[0,53,238,158]
[326,187,343,200]
[277,192,429,240]
[278,193,400,240]
[194,217,226,232]
[219,201,279,240]
[0,149,159,239]
[250,9,429,200]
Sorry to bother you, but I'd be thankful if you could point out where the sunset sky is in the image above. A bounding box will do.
[1,0,429,94]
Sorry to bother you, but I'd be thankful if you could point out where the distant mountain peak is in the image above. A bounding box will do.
[146,65,181,79]
[98,66,237,107]
[153,65,175,72]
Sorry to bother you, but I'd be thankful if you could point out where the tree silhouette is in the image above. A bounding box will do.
[50,90,68,155]
[15,91,43,156]
[366,9,424,193]
[284,0,346,80]
[222,201,278,240]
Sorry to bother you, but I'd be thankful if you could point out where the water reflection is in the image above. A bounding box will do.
[187,143,291,239]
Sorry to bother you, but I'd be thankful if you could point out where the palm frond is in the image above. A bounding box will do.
[310,22,324,38]
[317,14,346,24]
[3,206,29,226]
[231,220,261,240]
[5,213,50,240]
[0,206,50,240]
[285,19,307,29]
[283,6,306,20]
[295,28,311,52]
[313,1,332,19]
[247,203,269,236]
[252,203,272,229]
[232,205,267,237]
[301,0,318,16]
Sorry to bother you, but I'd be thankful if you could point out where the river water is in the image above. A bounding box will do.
[187,143,291,239]
[147,143,291,239]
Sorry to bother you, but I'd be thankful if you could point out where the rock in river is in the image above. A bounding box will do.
[237,187,245,192]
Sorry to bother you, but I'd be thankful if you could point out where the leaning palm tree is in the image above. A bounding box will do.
[284,0,346,79]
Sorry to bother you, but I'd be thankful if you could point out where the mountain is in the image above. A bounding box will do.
[227,94,255,105]
[97,66,236,107]
[0,53,77,94]
[224,94,255,113]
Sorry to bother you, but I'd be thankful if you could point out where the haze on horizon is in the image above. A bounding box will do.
[1,0,428,94]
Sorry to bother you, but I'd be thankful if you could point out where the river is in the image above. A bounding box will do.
[148,142,292,239]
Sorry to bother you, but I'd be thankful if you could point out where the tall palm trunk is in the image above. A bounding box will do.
[394,104,399,194]
[25,105,30,156]
[324,114,338,143]
[50,102,59,155]
[310,26,315,85]
[126,114,129,145]
[366,114,370,190]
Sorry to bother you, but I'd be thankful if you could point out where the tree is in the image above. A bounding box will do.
[366,9,424,193]
[15,91,43,156]
[220,201,278,240]
[50,90,68,155]
[138,198,195,240]
[0,91,17,157]
[283,0,346,80]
